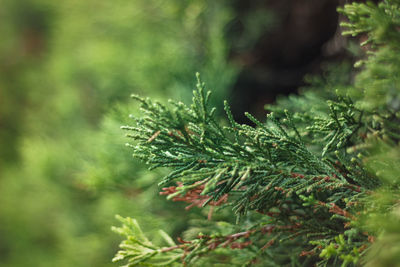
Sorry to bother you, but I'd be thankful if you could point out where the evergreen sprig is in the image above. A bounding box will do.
[113,1,400,266]
[117,72,381,266]
[112,215,183,266]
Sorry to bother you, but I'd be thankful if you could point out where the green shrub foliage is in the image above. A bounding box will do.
[114,1,400,266]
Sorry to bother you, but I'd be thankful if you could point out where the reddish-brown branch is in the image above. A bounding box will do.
[177,237,192,244]
[261,239,275,250]
[315,201,356,220]
[299,250,315,257]
[147,130,160,142]
[160,244,186,252]
[160,182,228,210]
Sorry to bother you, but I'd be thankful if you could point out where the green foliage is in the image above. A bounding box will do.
[49,0,237,110]
[359,142,400,267]
[339,0,400,113]
[112,216,183,266]
[339,0,400,47]
[0,0,243,266]
[115,1,400,266]
[119,72,373,266]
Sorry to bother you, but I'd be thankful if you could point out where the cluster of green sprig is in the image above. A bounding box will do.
[113,1,400,266]
[115,71,381,266]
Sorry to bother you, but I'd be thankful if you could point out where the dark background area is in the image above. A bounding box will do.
[229,0,348,123]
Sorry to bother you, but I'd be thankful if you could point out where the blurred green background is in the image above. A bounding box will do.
[0,0,241,266]
[0,0,341,266]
